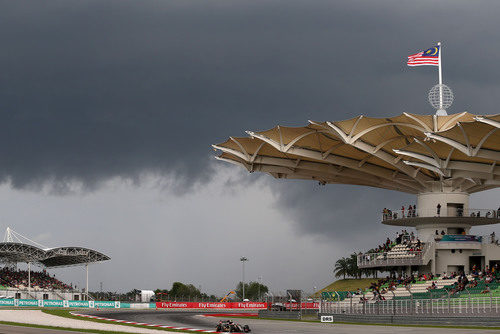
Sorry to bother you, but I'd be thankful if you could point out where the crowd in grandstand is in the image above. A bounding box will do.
[344,267,500,303]
[383,205,500,220]
[361,230,422,259]
[382,205,417,220]
[0,267,72,291]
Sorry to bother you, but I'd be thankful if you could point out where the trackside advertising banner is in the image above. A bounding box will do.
[156,302,267,309]
[0,299,317,310]
[284,302,319,309]
[155,302,319,309]
[0,299,123,309]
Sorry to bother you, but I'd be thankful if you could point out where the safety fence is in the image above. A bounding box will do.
[0,298,125,308]
[0,299,320,310]
[321,296,500,316]
[155,302,266,309]
[155,302,318,309]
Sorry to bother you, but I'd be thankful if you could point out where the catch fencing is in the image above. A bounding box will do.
[321,296,500,316]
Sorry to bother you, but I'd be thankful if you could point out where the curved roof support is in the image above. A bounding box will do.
[230,137,250,161]
[316,124,432,187]
[349,115,364,137]
[249,163,416,193]
[349,122,426,143]
[426,132,500,161]
[250,141,266,163]
[441,112,468,130]
[283,130,318,152]
[221,142,424,192]
[473,128,498,154]
[325,121,349,142]
[403,112,433,132]
[447,161,500,176]
[476,116,500,129]
[322,142,344,160]
[246,131,286,152]
[425,133,471,156]
[212,145,252,162]
[393,149,441,168]
[214,156,251,171]
[444,147,455,169]
[403,161,445,176]
[214,112,500,195]
[413,138,443,167]
[456,123,472,152]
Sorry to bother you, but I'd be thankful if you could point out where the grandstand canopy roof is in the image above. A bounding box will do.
[213,112,500,194]
[0,243,110,268]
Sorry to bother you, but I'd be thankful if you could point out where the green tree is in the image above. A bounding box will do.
[235,281,268,301]
[334,257,350,279]
[347,253,361,278]
[169,282,202,299]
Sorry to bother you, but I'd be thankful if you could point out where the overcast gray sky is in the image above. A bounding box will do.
[0,0,499,295]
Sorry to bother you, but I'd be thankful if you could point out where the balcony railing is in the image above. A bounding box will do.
[320,296,500,316]
[382,208,499,221]
[357,242,433,268]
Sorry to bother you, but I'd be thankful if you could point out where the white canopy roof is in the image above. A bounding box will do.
[213,112,500,194]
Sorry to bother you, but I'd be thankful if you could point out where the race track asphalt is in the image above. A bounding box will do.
[0,324,84,334]
[82,309,500,334]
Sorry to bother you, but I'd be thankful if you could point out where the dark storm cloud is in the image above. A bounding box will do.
[271,181,414,249]
[0,1,499,238]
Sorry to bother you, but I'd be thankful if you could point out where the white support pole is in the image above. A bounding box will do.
[438,42,443,110]
[242,261,245,300]
[86,263,89,301]
[28,262,31,295]
[240,257,248,301]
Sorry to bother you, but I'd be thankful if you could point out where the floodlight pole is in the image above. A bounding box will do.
[258,276,262,301]
[240,257,248,301]
[28,262,31,296]
[438,42,443,111]
[86,263,89,301]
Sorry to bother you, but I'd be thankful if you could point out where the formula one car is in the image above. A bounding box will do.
[215,320,251,333]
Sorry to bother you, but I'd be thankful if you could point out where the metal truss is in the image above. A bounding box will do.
[0,228,110,268]
[213,112,500,194]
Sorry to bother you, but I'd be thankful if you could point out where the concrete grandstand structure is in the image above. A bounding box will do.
[213,111,500,276]
[0,227,110,300]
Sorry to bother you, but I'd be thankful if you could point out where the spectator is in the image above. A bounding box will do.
[0,267,72,291]
[437,203,441,216]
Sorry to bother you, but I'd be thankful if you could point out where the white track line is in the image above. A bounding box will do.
[71,312,220,333]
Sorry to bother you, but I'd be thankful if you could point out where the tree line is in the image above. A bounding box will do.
[334,253,379,279]
[91,280,269,302]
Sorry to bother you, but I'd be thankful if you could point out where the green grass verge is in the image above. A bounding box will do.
[0,320,147,333]
[43,309,200,333]
[316,278,379,296]
[221,314,500,330]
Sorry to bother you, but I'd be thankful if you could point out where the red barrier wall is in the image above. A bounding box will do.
[286,302,320,309]
[156,302,267,309]
[155,302,319,309]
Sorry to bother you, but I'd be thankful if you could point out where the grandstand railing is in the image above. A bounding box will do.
[357,242,433,268]
[320,296,500,316]
[382,208,499,221]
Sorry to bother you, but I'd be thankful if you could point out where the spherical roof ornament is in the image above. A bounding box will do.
[428,84,453,116]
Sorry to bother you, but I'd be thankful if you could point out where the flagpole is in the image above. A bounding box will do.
[438,41,443,112]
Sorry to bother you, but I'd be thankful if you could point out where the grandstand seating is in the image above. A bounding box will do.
[322,276,500,307]
[0,268,72,291]
[383,244,418,259]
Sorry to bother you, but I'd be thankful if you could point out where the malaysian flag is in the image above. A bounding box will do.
[407,46,440,67]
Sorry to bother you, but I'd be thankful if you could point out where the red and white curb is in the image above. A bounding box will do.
[71,312,219,333]
[201,313,257,317]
